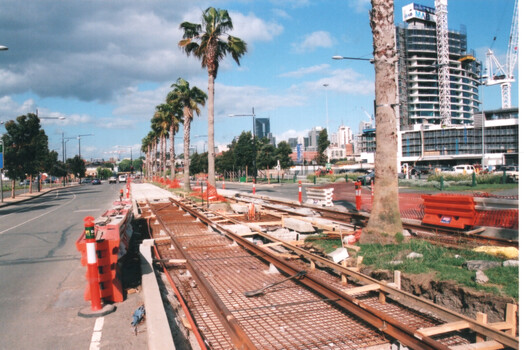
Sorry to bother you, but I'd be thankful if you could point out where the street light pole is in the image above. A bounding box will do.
[323,83,329,135]
[77,134,94,159]
[229,107,257,182]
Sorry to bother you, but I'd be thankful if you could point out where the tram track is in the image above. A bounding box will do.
[224,193,518,249]
[137,196,518,349]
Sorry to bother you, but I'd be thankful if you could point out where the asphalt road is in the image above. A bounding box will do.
[0,183,147,349]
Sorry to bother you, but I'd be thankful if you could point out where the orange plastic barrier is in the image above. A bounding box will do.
[76,205,133,303]
[421,194,476,229]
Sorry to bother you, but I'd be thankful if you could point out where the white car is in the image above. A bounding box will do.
[452,164,475,175]
[118,175,127,183]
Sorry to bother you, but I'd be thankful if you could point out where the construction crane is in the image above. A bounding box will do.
[434,0,452,126]
[485,0,518,109]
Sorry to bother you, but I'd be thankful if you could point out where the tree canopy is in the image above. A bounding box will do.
[2,113,50,181]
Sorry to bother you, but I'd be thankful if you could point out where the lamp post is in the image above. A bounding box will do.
[229,107,257,182]
[116,146,133,174]
[35,114,65,191]
[323,83,329,136]
[332,55,373,63]
[77,134,94,158]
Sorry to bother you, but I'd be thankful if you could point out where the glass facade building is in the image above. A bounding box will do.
[397,3,482,130]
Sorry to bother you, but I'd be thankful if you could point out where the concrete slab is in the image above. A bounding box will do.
[283,217,316,233]
[224,224,253,235]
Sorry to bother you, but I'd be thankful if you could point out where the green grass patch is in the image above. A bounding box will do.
[306,238,518,300]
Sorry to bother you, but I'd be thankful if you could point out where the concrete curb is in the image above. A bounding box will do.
[0,184,80,208]
[139,239,176,350]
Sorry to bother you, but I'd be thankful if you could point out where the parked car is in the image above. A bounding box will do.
[452,164,475,174]
[495,165,519,182]
[357,171,375,185]
[118,174,127,183]
[92,179,101,185]
[80,178,92,184]
[108,176,117,184]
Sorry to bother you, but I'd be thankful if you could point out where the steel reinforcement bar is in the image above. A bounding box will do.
[160,197,518,350]
[184,198,519,349]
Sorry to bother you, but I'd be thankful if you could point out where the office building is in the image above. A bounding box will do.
[397,3,481,129]
[255,118,270,139]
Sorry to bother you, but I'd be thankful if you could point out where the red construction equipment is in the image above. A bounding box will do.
[76,204,132,304]
[83,216,102,311]
[421,194,476,229]
[355,181,362,211]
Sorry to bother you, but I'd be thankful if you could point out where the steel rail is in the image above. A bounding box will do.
[169,198,451,350]
[175,197,519,350]
[148,200,258,350]
[227,193,518,248]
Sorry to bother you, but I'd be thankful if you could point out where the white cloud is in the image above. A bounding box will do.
[279,64,330,78]
[348,0,370,13]
[269,0,310,8]
[293,31,336,53]
[293,68,374,95]
[272,9,291,19]
[230,12,284,42]
[274,129,309,143]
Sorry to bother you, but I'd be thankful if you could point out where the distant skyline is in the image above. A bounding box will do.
[0,0,518,160]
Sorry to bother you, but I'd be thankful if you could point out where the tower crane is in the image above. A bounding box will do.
[485,0,518,109]
[435,0,451,126]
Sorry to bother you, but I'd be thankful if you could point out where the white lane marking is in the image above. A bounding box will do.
[89,317,104,350]
[74,209,100,213]
[0,191,77,235]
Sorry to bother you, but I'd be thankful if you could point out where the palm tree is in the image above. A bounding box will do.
[361,0,403,243]
[179,7,247,188]
[149,118,161,178]
[164,100,183,180]
[167,78,207,192]
[141,133,153,180]
[151,109,169,178]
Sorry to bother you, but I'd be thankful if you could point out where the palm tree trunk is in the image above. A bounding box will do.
[169,124,175,180]
[362,0,403,243]
[162,136,167,178]
[207,73,216,188]
[183,107,192,192]
[154,140,158,177]
[147,144,151,180]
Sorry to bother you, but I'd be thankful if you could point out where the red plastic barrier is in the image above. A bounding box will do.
[76,205,132,303]
[421,194,476,229]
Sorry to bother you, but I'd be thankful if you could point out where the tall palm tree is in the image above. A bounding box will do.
[163,101,183,180]
[152,105,173,178]
[167,78,207,192]
[361,0,403,243]
[149,117,162,178]
[179,7,247,188]
[141,132,154,180]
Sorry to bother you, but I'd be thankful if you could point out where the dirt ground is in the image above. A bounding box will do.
[362,268,517,323]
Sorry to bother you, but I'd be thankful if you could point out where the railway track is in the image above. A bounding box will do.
[224,192,518,249]
[136,196,518,350]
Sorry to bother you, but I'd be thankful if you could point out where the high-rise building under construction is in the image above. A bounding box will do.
[396,3,482,130]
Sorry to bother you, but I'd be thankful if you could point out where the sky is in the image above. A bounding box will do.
[0,0,518,161]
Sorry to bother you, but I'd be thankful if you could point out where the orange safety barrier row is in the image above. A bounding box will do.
[190,181,225,202]
[421,194,476,229]
[475,209,519,230]
[76,203,133,303]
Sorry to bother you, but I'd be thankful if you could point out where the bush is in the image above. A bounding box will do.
[427,173,503,185]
